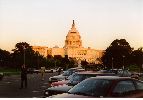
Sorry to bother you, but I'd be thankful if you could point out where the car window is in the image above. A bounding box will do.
[113,80,135,94]
[67,73,75,80]
[68,74,84,85]
[73,74,84,81]
[69,79,111,97]
[117,70,131,77]
[136,81,143,90]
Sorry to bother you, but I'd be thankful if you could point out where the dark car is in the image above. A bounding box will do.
[48,68,85,83]
[45,72,115,97]
[51,76,143,98]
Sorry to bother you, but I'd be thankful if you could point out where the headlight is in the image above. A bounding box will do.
[45,91,49,95]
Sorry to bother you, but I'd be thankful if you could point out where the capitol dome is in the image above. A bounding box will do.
[64,20,82,49]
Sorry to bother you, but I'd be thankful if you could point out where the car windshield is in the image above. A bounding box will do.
[68,78,111,97]
[68,74,84,85]
[67,73,76,80]
[62,71,73,76]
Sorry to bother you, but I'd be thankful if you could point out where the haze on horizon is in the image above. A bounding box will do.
[0,0,143,52]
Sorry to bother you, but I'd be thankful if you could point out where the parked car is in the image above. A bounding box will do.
[51,76,143,98]
[33,69,40,74]
[98,69,132,77]
[50,72,77,87]
[27,68,36,74]
[45,72,115,97]
[130,72,141,80]
[66,67,85,71]
[56,67,63,72]
[48,68,85,83]
[48,71,71,83]
[44,69,55,73]
[108,69,140,79]
[0,73,4,80]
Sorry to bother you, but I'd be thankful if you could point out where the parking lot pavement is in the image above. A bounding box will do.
[0,72,58,98]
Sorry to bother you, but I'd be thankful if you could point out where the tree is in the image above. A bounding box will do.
[54,55,63,68]
[11,42,41,68]
[101,39,132,69]
[0,49,11,67]
[81,60,88,66]
[130,47,143,71]
[68,58,75,68]
[61,55,70,70]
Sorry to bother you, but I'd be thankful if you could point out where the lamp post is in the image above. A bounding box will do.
[112,57,114,70]
[142,64,143,72]
[122,55,125,70]
[38,54,39,68]
[55,60,56,68]
[36,52,39,69]
[23,45,26,67]
[46,56,48,68]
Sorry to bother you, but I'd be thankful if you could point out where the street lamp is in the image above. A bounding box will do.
[55,60,56,68]
[122,55,125,70]
[23,45,26,67]
[37,52,39,68]
[46,56,48,68]
[142,64,143,72]
[111,57,114,70]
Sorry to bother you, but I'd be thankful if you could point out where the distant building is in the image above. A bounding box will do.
[32,46,48,57]
[32,20,104,64]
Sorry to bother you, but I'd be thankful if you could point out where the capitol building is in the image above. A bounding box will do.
[32,20,104,64]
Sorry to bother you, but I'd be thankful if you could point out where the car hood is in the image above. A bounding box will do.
[48,85,73,92]
[51,93,91,98]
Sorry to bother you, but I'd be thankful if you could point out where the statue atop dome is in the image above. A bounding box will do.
[72,20,75,28]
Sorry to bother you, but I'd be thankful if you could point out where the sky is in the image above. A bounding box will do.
[0,0,143,51]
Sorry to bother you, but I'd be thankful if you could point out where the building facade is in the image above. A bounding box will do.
[32,20,104,64]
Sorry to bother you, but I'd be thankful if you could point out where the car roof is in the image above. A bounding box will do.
[88,76,132,80]
[76,71,115,75]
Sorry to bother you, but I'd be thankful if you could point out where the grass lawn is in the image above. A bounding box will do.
[0,68,20,76]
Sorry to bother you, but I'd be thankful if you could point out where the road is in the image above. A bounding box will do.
[0,72,58,98]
